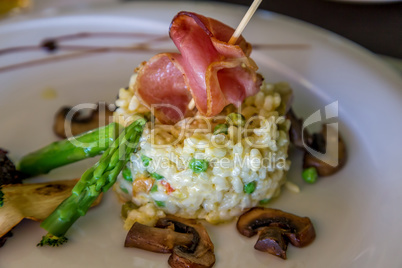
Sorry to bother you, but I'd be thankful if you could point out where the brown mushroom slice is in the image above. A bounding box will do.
[237,207,316,259]
[169,247,216,268]
[286,109,312,150]
[53,102,115,139]
[286,109,348,177]
[0,179,102,238]
[303,125,347,177]
[125,222,193,253]
[254,227,288,259]
[157,217,215,268]
[125,216,215,268]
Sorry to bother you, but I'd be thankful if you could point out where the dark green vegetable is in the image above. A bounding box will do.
[122,166,133,182]
[18,123,121,177]
[137,111,153,122]
[259,198,271,205]
[150,172,164,180]
[189,158,208,173]
[37,118,146,247]
[150,184,158,193]
[226,113,246,127]
[0,148,24,185]
[155,200,165,207]
[302,167,318,184]
[121,201,138,219]
[120,186,129,194]
[243,181,256,194]
[213,124,228,135]
[0,186,4,207]
[141,155,152,167]
[37,234,68,247]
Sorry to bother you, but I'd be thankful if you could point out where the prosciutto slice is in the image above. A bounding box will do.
[135,11,262,124]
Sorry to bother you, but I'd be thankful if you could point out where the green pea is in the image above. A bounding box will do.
[122,166,133,182]
[226,113,246,127]
[243,181,256,194]
[150,172,164,180]
[189,158,209,173]
[141,155,152,167]
[213,124,228,135]
[302,167,318,184]
[121,201,138,219]
[259,198,271,205]
[150,184,158,193]
[155,200,165,207]
[120,186,129,194]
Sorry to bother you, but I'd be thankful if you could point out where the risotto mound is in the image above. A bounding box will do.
[114,74,292,228]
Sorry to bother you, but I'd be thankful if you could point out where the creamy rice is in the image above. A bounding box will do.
[114,74,292,228]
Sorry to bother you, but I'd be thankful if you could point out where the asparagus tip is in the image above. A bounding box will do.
[37,233,68,247]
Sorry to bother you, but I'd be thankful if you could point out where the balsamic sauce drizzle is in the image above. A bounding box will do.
[0,32,172,73]
[0,31,309,73]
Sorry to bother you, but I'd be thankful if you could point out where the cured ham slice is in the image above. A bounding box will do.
[135,11,262,124]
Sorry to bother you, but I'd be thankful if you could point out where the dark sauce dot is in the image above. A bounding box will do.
[41,39,58,53]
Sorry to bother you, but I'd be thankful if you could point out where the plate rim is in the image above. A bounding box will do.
[0,2,401,267]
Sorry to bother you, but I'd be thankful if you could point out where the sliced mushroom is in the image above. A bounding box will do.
[0,179,102,238]
[286,109,312,150]
[125,222,193,253]
[286,109,347,177]
[303,125,347,176]
[53,102,115,139]
[125,216,215,268]
[254,226,288,259]
[237,207,316,259]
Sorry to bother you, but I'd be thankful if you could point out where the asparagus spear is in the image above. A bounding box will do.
[18,122,121,176]
[37,118,146,246]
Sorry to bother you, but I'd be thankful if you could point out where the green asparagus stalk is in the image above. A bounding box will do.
[37,118,146,246]
[18,122,121,176]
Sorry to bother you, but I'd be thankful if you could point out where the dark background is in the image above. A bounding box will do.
[189,0,402,58]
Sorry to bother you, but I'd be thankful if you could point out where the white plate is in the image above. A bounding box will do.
[1,2,402,268]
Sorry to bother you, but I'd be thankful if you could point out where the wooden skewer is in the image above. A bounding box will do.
[228,0,263,45]
[188,0,262,111]
[188,98,196,110]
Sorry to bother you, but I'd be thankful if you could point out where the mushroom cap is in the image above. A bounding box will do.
[53,103,114,139]
[157,216,215,268]
[303,126,347,177]
[124,222,193,253]
[286,109,347,177]
[254,226,288,259]
[168,247,216,268]
[237,207,316,248]
[125,215,215,268]
[286,109,312,150]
